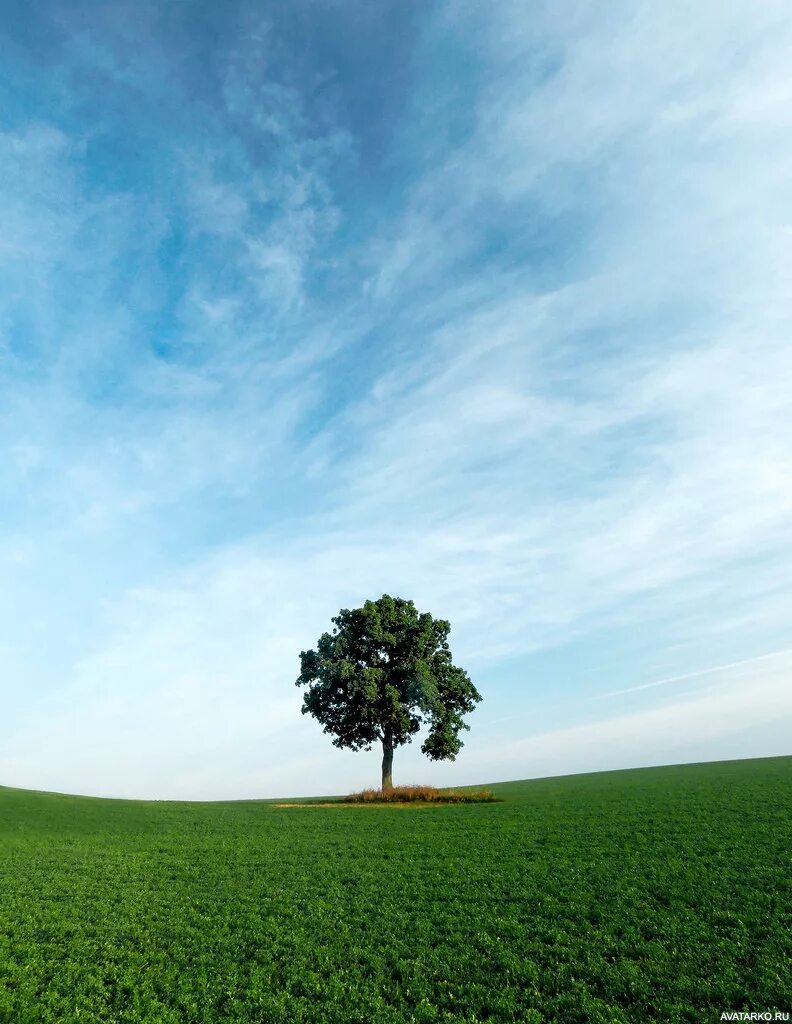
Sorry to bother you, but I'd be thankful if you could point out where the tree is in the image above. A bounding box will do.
[296,594,481,790]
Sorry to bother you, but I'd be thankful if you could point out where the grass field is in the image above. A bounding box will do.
[1,757,790,1023]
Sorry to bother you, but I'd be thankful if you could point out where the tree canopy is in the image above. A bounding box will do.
[296,594,481,789]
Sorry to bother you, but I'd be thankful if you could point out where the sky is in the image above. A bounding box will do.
[1,0,791,799]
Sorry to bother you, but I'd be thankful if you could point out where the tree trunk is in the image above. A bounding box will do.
[381,739,394,791]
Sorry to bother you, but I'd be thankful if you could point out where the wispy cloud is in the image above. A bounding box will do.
[451,648,792,788]
[595,649,792,700]
[0,1,790,797]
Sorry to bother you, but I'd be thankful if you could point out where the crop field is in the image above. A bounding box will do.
[0,757,790,1024]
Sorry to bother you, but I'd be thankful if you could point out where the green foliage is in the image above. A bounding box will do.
[0,757,790,1022]
[296,595,481,786]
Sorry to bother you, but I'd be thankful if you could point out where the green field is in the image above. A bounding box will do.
[1,758,790,1023]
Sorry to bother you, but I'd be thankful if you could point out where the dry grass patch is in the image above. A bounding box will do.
[342,784,499,804]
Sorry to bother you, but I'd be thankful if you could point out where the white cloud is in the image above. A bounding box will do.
[1,2,791,797]
[450,650,792,787]
[3,566,788,798]
[596,649,792,700]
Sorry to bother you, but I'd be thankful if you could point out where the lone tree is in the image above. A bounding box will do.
[296,594,481,790]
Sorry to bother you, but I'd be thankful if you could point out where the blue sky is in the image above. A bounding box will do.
[1,0,791,798]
